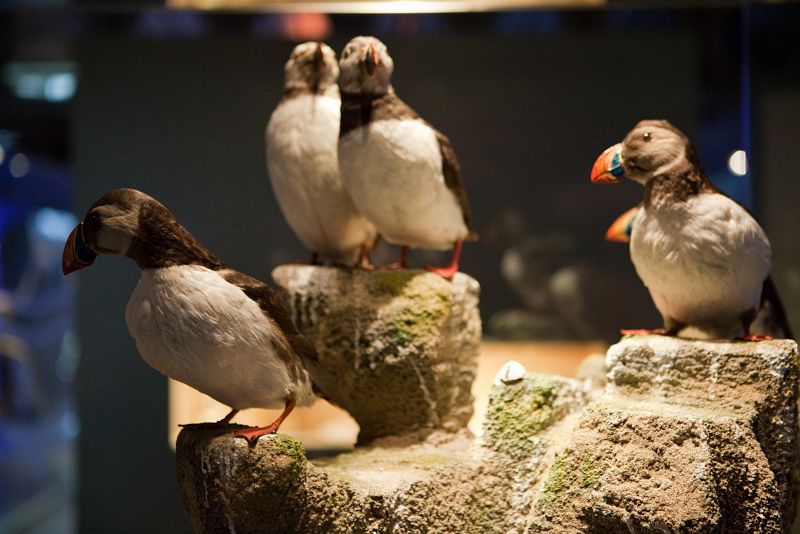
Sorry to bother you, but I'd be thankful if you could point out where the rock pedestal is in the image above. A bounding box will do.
[176,374,589,534]
[271,266,481,443]
[175,305,799,533]
[532,336,800,533]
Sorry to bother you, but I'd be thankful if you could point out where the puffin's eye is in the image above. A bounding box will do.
[643,132,652,142]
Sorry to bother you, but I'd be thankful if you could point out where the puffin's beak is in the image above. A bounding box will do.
[591,143,624,183]
[313,42,324,71]
[311,42,324,92]
[605,206,639,243]
[62,223,97,275]
[364,44,379,76]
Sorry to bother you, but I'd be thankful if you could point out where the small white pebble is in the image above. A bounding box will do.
[494,360,526,386]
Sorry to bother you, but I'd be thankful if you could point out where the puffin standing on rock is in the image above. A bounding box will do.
[337,36,477,280]
[266,41,377,267]
[62,188,320,443]
[591,120,792,340]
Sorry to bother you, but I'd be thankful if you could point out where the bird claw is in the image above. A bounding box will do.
[425,264,458,280]
[736,334,774,342]
[179,420,233,430]
[620,328,668,336]
[233,425,279,445]
[384,261,406,271]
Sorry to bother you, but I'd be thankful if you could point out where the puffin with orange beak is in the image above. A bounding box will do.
[63,188,323,444]
[591,119,792,340]
[336,36,477,279]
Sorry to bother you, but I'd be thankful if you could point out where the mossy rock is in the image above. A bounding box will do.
[483,373,584,460]
[272,266,481,443]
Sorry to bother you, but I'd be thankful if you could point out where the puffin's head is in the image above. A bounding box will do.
[284,41,339,94]
[591,120,697,185]
[63,188,154,274]
[338,36,393,95]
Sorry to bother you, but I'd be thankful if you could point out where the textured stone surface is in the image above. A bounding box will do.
[532,336,799,533]
[176,427,309,534]
[272,266,481,443]
[176,374,588,534]
[176,336,800,533]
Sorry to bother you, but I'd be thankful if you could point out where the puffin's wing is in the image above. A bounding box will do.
[432,129,477,240]
[218,269,320,366]
[757,276,795,339]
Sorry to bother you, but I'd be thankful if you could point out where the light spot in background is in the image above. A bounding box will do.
[44,72,77,102]
[3,61,78,102]
[56,332,80,384]
[61,410,80,439]
[35,207,78,242]
[0,144,4,166]
[728,149,747,176]
[9,153,29,178]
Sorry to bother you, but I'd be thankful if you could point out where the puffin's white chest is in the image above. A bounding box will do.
[124,265,313,409]
[338,118,468,249]
[266,94,375,264]
[630,193,771,331]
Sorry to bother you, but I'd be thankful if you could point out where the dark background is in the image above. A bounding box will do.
[0,5,798,533]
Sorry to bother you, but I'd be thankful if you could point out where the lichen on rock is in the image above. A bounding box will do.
[272,265,481,443]
[483,374,584,460]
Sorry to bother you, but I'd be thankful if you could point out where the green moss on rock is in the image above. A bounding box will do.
[541,449,606,512]
[389,304,447,345]
[270,434,307,472]
[371,270,418,294]
[579,454,604,488]
[483,375,561,458]
[542,450,570,504]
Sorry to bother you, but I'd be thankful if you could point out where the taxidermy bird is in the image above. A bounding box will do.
[591,120,793,340]
[62,188,320,443]
[266,42,377,267]
[337,36,477,279]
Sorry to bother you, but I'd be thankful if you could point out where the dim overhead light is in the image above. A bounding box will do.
[167,0,601,12]
[728,150,747,176]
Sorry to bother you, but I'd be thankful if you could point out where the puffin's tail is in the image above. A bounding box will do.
[759,276,795,340]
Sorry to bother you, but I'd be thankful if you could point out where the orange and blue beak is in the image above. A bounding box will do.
[591,143,624,183]
[605,206,639,243]
[62,222,97,275]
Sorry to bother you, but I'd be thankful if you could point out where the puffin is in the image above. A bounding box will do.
[266,42,377,267]
[336,36,477,279]
[591,120,793,340]
[62,188,320,443]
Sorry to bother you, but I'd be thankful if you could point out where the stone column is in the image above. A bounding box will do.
[271,266,481,443]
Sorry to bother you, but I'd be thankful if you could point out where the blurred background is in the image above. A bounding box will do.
[0,1,798,532]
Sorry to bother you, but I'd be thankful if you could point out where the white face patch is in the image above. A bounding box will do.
[93,203,141,255]
[338,36,394,95]
[284,42,339,92]
[648,135,687,177]
[623,123,692,183]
